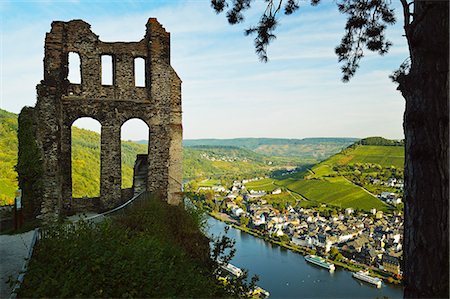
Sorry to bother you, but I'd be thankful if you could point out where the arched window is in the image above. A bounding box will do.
[134,57,145,87]
[101,55,113,85]
[71,117,101,198]
[68,52,81,84]
[121,118,149,191]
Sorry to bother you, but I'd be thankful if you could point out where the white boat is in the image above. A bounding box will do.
[304,255,335,272]
[218,259,243,277]
[352,270,382,288]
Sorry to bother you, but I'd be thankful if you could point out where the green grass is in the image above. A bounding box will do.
[19,196,235,298]
[263,192,298,209]
[198,179,221,187]
[245,178,278,192]
[345,146,404,168]
[319,145,404,169]
[281,176,389,211]
[267,143,405,212]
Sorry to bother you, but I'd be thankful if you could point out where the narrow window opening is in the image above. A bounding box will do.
[101,55,113,85]
[134,57,145,87]
[68,52,81,84]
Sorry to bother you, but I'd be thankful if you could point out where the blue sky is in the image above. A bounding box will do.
[0,0,409,140]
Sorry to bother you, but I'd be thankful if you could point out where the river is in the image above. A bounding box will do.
[206,217,403,299]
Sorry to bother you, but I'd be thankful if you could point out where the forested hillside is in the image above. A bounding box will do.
[0,109,18,205]
[183,145,308,181]
[183,137,358,159]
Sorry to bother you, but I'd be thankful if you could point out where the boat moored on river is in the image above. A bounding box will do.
[304,255,335,272]
[352,271,382,288]
[218,259,244,277]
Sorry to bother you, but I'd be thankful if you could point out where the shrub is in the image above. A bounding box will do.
[19,195,254,298]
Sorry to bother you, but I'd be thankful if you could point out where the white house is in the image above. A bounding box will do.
[272,188,282,195]
[232,207,245,217]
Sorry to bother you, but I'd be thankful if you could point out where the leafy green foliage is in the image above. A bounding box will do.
[19,196,255,298]
[0,109,19,205]
[355,136,404,147]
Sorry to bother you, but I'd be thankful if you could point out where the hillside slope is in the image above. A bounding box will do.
[183,145,307,180]
[274,141,405,212]
[0,109,19,205]
[183,137,358,159]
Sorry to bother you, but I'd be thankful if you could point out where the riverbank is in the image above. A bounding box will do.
[209,211,402,286]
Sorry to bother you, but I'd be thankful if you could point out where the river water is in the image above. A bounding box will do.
[206,217,403,299]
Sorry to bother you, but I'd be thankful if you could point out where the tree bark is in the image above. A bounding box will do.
[399,1,449,298]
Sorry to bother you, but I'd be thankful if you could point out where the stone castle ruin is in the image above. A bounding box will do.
[17,19,182,219]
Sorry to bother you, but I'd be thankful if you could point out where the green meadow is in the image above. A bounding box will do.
[245,178,278,192]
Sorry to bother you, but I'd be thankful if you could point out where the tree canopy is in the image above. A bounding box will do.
[211,0,397,81]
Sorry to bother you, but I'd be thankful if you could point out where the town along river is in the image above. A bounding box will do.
[206,217,403,299]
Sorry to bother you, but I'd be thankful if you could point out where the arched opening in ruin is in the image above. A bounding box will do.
[101,54,114,85]
[121,118,149,195]
[68,52,81,84]
[71,117,101,198]
[134,57,145,87]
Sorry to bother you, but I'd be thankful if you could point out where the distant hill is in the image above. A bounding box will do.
[183,145,308,181]
[183,137,358,148]
[180,137,357,160]
[355,136,404,147]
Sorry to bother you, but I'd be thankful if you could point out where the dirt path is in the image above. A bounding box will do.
[0,231,35,299]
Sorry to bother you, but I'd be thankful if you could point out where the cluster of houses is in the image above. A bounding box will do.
[369,176,404,190]
[379,192,402,205]
[367,176,404,205]
[203,179,403,278]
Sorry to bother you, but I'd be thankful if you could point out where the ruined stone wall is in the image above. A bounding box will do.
[20,18,182,218]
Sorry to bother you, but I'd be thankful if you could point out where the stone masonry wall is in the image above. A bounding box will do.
[20,18,182,218]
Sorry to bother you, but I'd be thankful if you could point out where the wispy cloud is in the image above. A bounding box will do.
[1,0,407,140]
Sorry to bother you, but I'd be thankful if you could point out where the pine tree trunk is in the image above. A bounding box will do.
[399,1,449,298]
